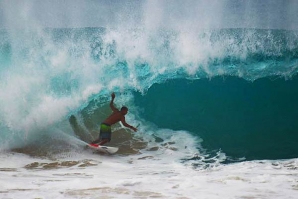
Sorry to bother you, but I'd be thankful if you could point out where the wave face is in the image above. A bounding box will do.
[134,76,298,161]
[0,27,298,161]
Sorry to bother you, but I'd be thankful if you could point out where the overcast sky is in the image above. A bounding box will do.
[0,0,297,30]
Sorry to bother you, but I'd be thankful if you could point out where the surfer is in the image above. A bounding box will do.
[90,92,138,146]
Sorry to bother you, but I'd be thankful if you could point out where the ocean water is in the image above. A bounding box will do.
[1,2,298,198]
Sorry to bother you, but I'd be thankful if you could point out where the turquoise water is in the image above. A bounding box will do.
[134,76,298,161]
[0,27,298,163]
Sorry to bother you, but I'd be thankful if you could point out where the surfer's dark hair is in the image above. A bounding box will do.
[121,106,128,111]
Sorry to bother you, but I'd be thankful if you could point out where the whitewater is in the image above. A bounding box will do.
[1,0,298,198]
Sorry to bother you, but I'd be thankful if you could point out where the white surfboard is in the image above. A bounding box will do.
[87,144,119,154]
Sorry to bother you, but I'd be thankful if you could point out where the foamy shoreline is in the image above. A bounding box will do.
[1,150,298,199]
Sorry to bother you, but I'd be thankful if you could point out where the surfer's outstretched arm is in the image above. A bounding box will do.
[121,117,138,132]
[110,92,118,112]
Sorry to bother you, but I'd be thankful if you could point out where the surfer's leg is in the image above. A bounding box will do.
[90,134,110,145]
[90,123,111,145]
[98,139,109,146]
[90,138,101,144]
[98,124,111,145]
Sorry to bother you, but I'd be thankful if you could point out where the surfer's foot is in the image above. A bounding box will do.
[89,143,99,147]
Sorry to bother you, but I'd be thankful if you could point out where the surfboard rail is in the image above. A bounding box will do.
[88,144,119,154]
